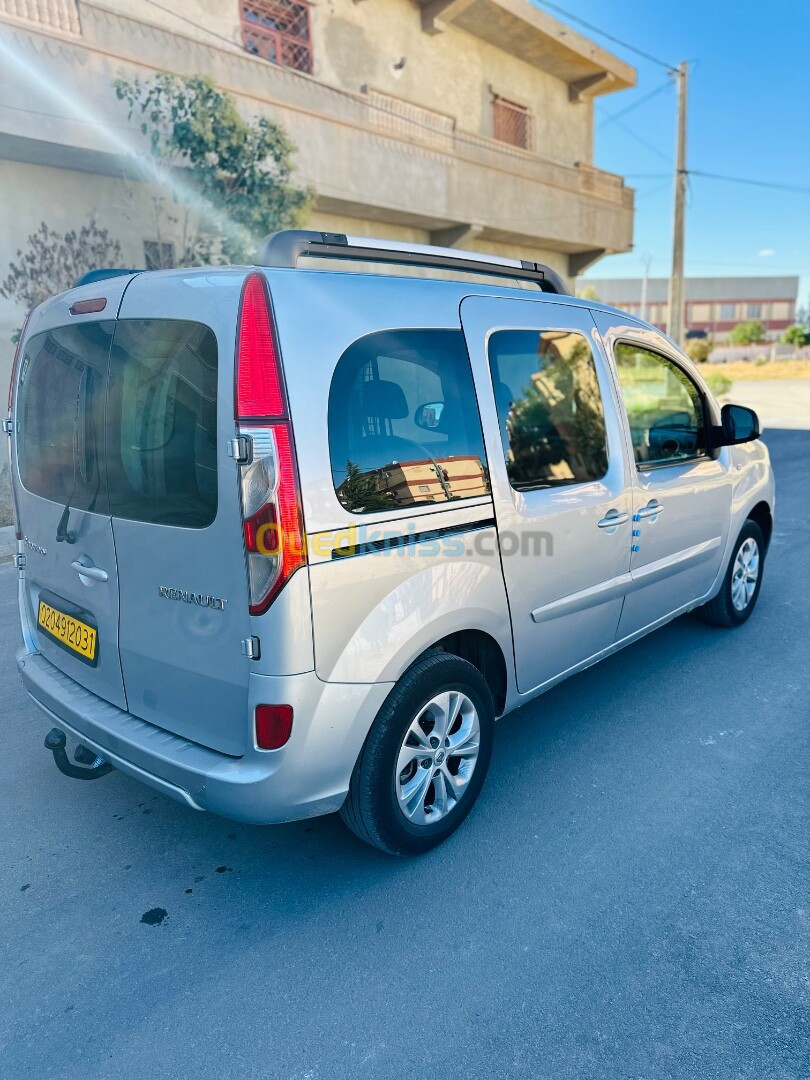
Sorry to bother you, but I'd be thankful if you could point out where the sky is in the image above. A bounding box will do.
[531,0,810,311]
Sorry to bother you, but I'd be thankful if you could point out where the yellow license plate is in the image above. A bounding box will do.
[37,600,97,663]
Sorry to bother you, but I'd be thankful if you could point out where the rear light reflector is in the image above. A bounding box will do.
[255,705,293,750]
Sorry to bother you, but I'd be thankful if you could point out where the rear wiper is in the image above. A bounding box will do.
[56,502,76,544]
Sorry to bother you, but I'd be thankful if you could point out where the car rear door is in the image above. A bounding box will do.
[461,295,633,694]
[110,272,252,757]
[11,293,128,710]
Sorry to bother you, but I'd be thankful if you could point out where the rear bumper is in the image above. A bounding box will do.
[17,648,392,824]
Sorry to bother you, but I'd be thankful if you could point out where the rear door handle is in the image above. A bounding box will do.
[597,511,629,530]
[634,501,664,521]
[70,560,108,583]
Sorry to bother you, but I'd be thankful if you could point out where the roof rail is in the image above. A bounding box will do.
[257,230,569,294]
[74,268,141,288]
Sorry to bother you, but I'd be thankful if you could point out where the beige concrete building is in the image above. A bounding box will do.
[0,0,637,388]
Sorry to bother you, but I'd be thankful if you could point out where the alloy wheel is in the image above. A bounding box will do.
[395,691,481,826]
[731,536,760,612]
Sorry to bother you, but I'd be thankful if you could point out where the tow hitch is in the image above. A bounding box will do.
[44,728,114,780]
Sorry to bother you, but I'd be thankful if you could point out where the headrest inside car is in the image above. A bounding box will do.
[361,379,409,421]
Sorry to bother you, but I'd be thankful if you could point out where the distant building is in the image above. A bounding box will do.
[583,277,799,342]
[337,455,489,511]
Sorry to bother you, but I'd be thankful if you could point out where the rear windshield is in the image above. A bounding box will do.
[17,322,112,513]
[16,318,218,529]
[106,320,218,528]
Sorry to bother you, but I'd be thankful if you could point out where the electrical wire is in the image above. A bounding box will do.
[607,116,672,163]
[596,79,673,128]
[690,170,810,195]
[530,0,677,71]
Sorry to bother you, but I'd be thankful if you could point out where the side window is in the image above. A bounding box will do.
[614,342,706,466]
[488,329,609,491]
[328,329,490,514]
[17,322,112,513]
[106,320,218,528]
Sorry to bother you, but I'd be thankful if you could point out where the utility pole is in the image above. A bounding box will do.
[667,61,689,345]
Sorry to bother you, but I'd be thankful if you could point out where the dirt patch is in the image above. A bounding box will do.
[710,360,810,381]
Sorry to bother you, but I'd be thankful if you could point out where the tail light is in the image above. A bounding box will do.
[255,704,293,750]
[235,273,306,614]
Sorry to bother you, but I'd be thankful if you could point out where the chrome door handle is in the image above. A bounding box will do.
[70,560,108,583]
[597,511,629,529]
[634,501,664,521]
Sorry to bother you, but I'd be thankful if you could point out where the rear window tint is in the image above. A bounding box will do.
[106,320,218,528]
[328,329,490,514]
[17,322,112,512]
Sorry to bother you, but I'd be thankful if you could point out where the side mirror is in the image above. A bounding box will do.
[719,403,760,446]
[414,401,444,431]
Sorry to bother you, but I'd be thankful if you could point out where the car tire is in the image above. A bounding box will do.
[698,518,765,628]
[340,653,495,856]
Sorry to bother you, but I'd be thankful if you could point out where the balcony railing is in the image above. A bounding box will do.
[365,88,456,153]
[361,86,632,209]
[0,0,80,35]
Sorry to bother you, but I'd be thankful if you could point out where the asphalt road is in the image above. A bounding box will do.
[1,429,808,1080]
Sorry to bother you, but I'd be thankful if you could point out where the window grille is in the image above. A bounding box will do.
[241,0,312,74]
[493,96,532,151]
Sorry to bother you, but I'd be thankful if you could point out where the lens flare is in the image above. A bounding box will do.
[0,33,255,259]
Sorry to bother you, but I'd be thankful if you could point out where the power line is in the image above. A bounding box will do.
[690,170,810,195]
[608,116,672,163]
[596,79,673,128]
[530,0,676,71]
[624,171,810,194]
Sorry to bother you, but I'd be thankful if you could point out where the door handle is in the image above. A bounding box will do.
[70,560,108,583]
[634,501,664,521]
[597,511,629,530]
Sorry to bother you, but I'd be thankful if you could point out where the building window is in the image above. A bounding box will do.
[144,241,175,270]
[720,303,736,320]
[747,303,762,319]
[493,96,532,151]
[241,1,312,74]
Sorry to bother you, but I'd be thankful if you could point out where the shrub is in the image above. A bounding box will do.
[780,324,808,347]
[729,320,766,346]
[685,337,713,363]
[704,371,732,397]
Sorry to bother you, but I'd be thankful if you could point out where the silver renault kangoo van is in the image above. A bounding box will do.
[8,232,773,853]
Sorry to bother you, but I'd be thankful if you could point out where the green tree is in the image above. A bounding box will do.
[780,323,808,346]
[576,285,600,301]
[115,73,313,265]
[728,320,766,345]
[685,337,713,363]
[337,461,397,513]
[0,219,122,340]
